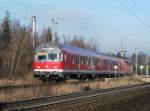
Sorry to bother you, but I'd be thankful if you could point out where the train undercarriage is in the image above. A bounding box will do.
[34,71,127,84]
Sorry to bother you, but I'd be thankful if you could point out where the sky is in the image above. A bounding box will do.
[0,0,150,55]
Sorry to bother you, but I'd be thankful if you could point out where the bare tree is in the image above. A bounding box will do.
[0,12,12,77]
[45,27,52,42]
[40,27,53,43]
[0,15,33,78]
[68,35,99,51]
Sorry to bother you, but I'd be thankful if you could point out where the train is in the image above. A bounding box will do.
[33,42,133,83]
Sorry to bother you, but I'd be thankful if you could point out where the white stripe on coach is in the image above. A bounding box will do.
[34,69,123,74]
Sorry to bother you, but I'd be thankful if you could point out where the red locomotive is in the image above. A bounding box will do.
[33,42,132,83]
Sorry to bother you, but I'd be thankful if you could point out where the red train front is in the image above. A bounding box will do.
[33,43,65,82]
[33,42,133,83]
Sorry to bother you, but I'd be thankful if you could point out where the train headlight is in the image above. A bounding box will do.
[45,65,49,68]
[54,66,57,68]
[37,66,40,69]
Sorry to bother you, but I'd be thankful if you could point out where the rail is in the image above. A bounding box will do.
[1,83,150,111]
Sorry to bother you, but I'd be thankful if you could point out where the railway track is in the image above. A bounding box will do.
[1,83,150,111]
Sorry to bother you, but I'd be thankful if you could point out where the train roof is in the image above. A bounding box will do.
[60,44,120,62]
[35,42,59,50]
[35,42,121,62]
[61,44,100,58]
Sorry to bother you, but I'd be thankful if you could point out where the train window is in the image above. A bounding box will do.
[105,60,107,66]
[75,56,77,64]
[63,52,66,61]
[98,59,100,66]
[83,56,86,65]
[83,56,85,65]
[88,57,91,66]
[38,55,47,61]
[95,59,97,66]
[70,55,74,64]
[92,58,94,66]
[72,55,75,64]
[73,55,76,64]
[97,59,100,66]
[87,57,89,65]
[70,54,72,62]
[59,53,63,61]
[81,56,83,65]
[93,58,96,66]
[95,59,98,66]
[85,57,88,65]
[48,53,57,61]
[91,58,93,66]
[104,60,107,66]
[79,56,80,64]
[77,56,80,64]
[88,57,90,66]
[79,56,81,64]
[95,59,97,65]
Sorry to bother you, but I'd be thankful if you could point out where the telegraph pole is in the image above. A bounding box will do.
[51,19,58,43]
[32,16,36,48]
[146,56,149,77]
[121,38,123,58]
[120,38,126,58]
[51,19,55,43]
[135,49,138,76]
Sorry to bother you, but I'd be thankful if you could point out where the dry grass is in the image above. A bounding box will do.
[0,72,41,87]
[0,75,145,102]
[79,76,145,90]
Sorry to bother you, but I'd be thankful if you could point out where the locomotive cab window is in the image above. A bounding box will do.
[62,52,66,61]
[48,53,58,61]
[59,53,64,61]
[38,55,47,61]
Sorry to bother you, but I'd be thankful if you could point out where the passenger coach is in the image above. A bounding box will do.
[33,42,132,82]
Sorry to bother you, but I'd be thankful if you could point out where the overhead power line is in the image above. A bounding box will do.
[128,0,146,13]
[128,0,150,20]
[117,0,150,29]
[10,0,31,9]
[0,8,47,28]
[0,9,30,20]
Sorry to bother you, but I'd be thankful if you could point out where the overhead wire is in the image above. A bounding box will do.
[0,8,48,29]
[0,9,30,20]
[128,0,146,13]
[128,0,150,20]
[9,0,31,9]
[117,0,150,55]
[9,0,54,26]
[117,0,150,29]
[0,0,50,27]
